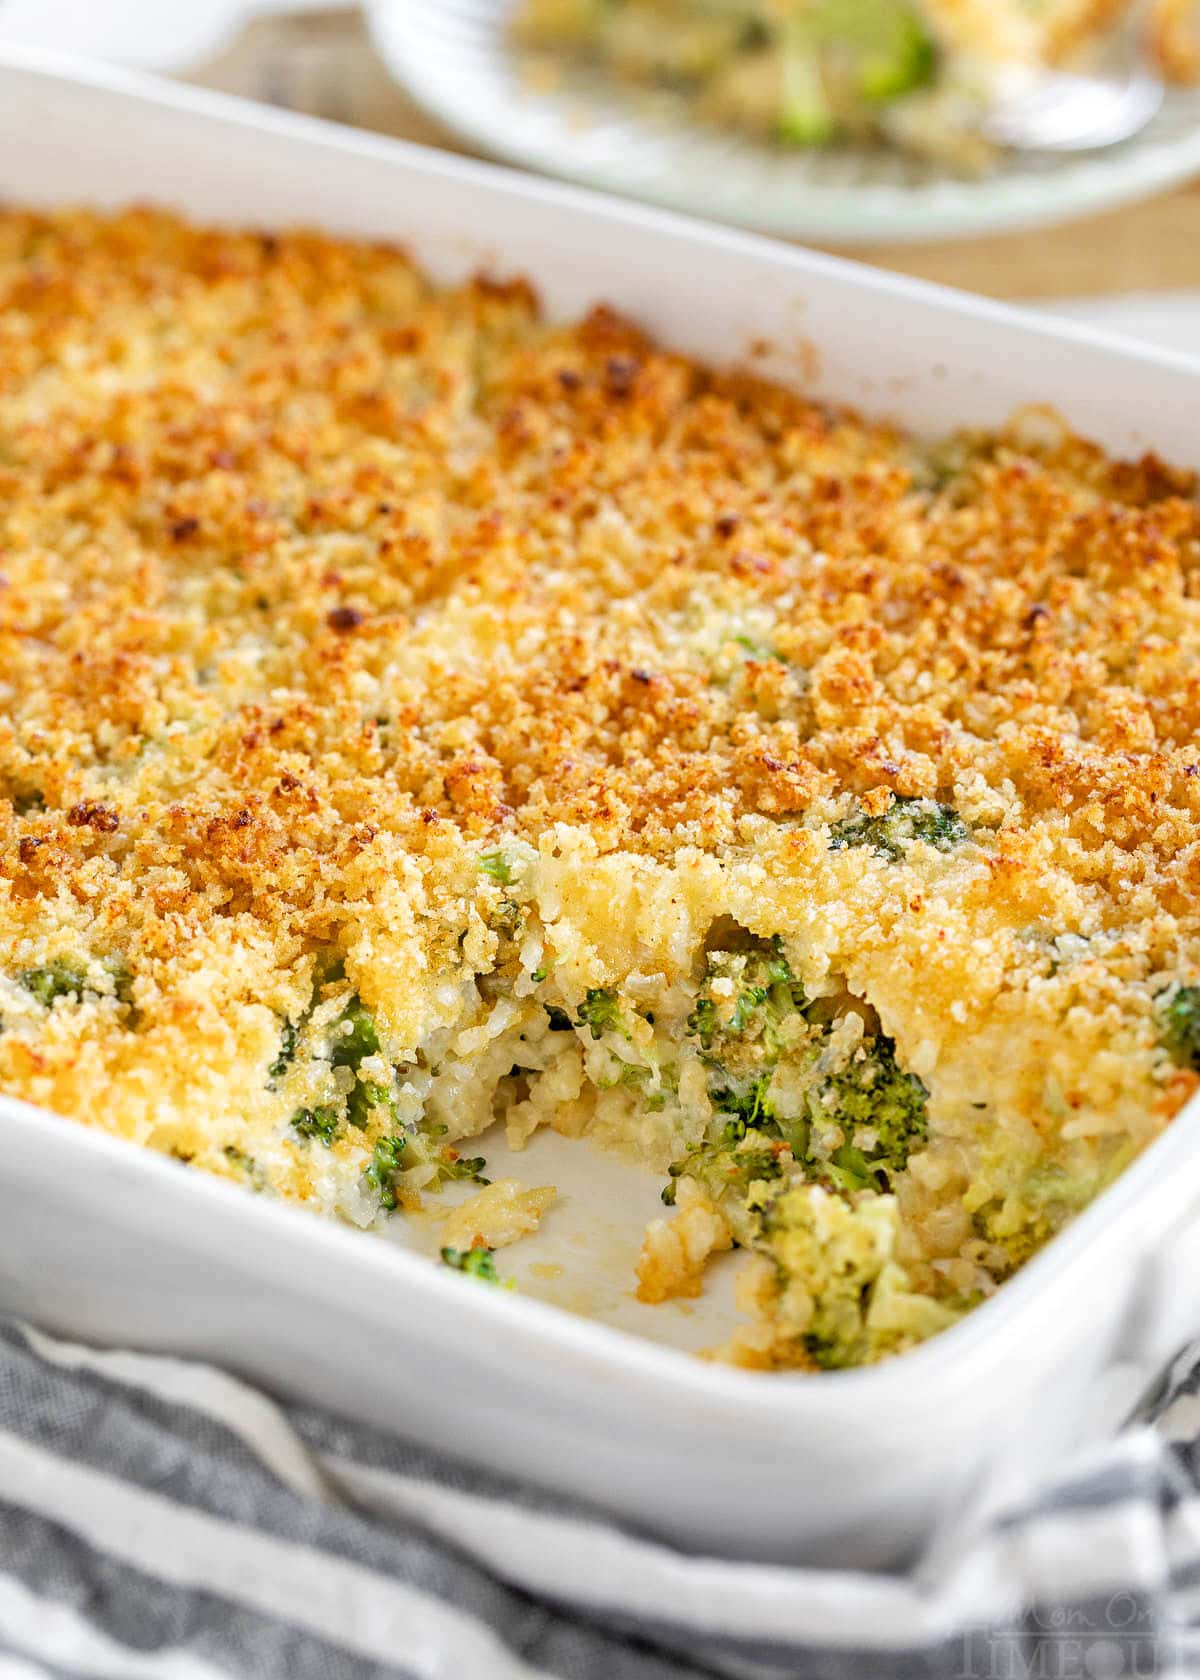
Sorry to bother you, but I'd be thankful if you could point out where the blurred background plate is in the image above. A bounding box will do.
[366,0,1200,245]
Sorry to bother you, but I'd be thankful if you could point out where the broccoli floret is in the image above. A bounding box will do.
[575,987,626,1041]
[274,972,400,1139]
[762,1183,901,1367]
[810,1037,928,1191]
[797,0,935,103]
[269,1018,298,1082]
[687,995,719,1048]
[363,1134,408,1212]
[20,959,89,1006]
[20,956,136,1010]
[478,850,515,886]
[662,1075,786,1222]
[1159,985,1200,1070]
[837,0,935,102]
[662,1139,783,1209]
[778,26,836,145]
[346,1079,398,1131]
[291,1105,341,1147]
[669,1007,927,1222]
[267,953,341,1082]
[685,942,808,1149]
[329,997,380,1068]
[431,1150,490,1188]
[668,938,810,1208]
[440,1243,504,1283]
[970,1157,1121,1277]
[688,939,806,1055]
[829,795,968,861]
[711,1072,777,1135]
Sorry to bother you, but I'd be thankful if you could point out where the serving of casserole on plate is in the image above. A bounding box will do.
[510,0,1192,170]
[4,186,1200,1379]
[370,0,1200,243]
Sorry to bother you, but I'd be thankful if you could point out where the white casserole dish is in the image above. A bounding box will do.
[2,45,1200,1568]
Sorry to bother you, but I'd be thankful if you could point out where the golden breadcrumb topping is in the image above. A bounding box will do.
[1,208,1198,1365]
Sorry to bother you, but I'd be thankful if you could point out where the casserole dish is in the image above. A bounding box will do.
[2,45,1200,1566]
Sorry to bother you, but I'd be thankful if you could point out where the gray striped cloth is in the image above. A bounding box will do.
[2,1320,1200,1680]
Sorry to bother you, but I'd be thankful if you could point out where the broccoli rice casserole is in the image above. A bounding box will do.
[2,208,1199,1371]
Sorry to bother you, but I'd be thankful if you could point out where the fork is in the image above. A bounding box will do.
[981,7,1164,152]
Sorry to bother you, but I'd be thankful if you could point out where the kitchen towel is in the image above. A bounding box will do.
[2,1316,1199,1680]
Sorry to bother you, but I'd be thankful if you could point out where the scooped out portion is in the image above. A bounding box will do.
[1,208,1198,1369]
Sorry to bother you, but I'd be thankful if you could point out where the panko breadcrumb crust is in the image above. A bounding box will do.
[1,208,1199,1362]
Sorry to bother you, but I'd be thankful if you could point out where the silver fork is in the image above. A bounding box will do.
[981,8,1164,152]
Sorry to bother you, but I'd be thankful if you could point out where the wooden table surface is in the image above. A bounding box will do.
[190,6,1200,302]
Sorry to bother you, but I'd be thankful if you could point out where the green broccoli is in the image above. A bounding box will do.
[329,996,381,1068]
[440,1243,505,1284]
[20,959,89,1006]
[662,1139,783,1209]
[809,1037,929,1192]
[1159,985,1200,1070]
[431,1151,490,1188]
[478,850,515,886]
[836,0,936,102]
[291,1105,341,1147]
[688,939,806,1055]
[344,1080,390,1130]
[801,0,935,102]
[363,1134,409,1212]
[265,953,342,1086]
[665,938,811,1210]
[575,987,627,1041]
[269,1018,298,1082]
[778,28,836,145]
[687,995,719,1048]
[761,1183,901,1367]
[829,795,969,861]
[668,965,928,1220]
[711,1072,777,1136]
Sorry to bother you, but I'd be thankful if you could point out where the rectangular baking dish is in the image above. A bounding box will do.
[2,45,1200,1569]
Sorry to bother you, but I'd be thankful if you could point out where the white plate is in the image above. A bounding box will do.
[367,0,1200,244]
